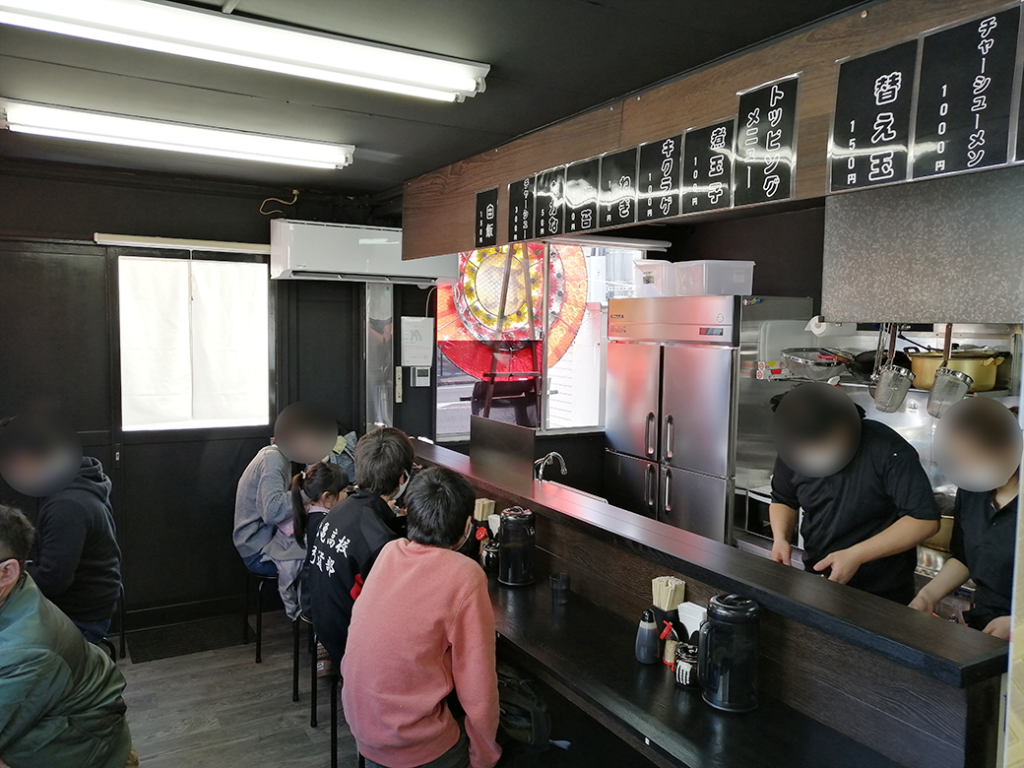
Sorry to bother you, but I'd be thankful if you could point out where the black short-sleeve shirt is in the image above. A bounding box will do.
[771,419,938,598]
[951,489,1016,630]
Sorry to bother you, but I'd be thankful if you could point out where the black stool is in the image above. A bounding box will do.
[301,620,340,768]
[242,571,277,663]
[98,581,129,663]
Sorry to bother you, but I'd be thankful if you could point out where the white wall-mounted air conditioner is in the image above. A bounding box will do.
[270,219,457,283]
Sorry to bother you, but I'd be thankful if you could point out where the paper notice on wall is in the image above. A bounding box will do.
[401,317,435,367]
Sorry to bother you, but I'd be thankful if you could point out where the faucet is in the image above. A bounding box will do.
[534,452,568,482]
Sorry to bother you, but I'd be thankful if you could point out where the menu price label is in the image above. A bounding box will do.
[734,75,799,207]
[682,121,735,212]
[564,157,600,233]
[638,136,681,221]
[599,147,639,227]
[912,7,1020,178]
[507,177,534,243]
[474,187,498,248]
[830,41,918,191]
[533,167,566,237]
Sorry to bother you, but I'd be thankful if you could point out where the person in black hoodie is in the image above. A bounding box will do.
[307,427,413,670]
[0,415,121,644]
[31,456,122,642]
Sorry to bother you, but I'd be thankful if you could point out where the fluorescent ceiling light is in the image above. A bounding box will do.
[544,234,672,251]
[1,100,355,169]
[94,233,270,253]
[0,0,489,102]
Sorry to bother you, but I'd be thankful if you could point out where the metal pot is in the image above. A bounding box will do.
[905,349,1008,392]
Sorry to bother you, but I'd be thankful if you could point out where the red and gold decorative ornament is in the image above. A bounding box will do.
[437,243,588,380]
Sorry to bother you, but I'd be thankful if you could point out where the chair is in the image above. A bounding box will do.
[242,571,277,663]
[299,617,340,768]
[98,581,128,663]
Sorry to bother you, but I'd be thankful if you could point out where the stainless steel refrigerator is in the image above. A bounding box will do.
[604,295,812,542]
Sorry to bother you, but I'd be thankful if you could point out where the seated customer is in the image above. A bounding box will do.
[342,467,501,768]
[0,505,136,768]
[307,427,412,669]
[0,417,121,643]
[233,440,293,577]
[265,461,348,619]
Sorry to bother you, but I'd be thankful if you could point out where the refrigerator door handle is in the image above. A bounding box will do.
[645,464,655,508]
[645,412,656,457]
[663,468,672,516]
[664,415,674,461]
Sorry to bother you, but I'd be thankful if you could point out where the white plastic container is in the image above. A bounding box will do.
[674,260,754,296]
[633,259,676,297]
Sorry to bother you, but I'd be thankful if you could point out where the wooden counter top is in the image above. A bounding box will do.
[490,576,901,768]
[417,440,1006,688]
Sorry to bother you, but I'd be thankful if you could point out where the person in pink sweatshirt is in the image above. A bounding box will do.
[341,466,501,768]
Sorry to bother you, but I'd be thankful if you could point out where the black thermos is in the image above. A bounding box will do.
[697,594,760,712]
[497,506,535,586]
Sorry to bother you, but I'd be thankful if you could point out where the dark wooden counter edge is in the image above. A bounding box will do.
[415,441,1007,687]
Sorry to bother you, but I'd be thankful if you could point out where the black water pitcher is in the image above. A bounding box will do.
[497,506,535,586]
[697,594,760,712]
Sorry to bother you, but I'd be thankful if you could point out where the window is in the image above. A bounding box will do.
[435,243,643,438]
[119,255,270,431]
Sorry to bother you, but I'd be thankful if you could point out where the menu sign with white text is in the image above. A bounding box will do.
[598,148,639,227]
[474,187,498,248]
[533,167,566,237]
[912,7,1021,178]
[734,75,799,206]
[564,157,600,233]
[638,136,682,221]
[682,121,735,212]
[830,41,918,191]
[507,177,534,242]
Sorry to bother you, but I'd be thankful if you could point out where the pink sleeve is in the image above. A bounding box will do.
[450,575,502,768]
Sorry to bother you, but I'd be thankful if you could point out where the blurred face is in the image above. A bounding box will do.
[274,403,337,465]
[935,399,1022,492]
[0,446,79,498]
[772,384,861,478]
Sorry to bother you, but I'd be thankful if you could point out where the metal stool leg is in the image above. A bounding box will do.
[255,578,264,664]
[330,675,339,768]
[310,623,319,728]
[242,572,251,644]
[292,620,301,702]
[358,754,365,768]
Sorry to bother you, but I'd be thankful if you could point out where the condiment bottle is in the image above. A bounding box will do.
[635,609,660,665]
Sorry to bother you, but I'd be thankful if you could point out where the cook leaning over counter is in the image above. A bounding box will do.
[768,384,940,604]
[911,399,1021,640]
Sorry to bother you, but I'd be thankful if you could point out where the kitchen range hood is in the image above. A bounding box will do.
[270,219,457,284]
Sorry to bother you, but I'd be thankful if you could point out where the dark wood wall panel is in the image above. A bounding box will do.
[402,0,1004,260]
[524,497,991,768]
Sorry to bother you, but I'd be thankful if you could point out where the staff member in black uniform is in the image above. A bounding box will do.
[768,384,940,604]
[910,399,1020,640]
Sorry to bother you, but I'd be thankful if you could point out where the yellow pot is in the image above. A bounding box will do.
[906,350,1008,392]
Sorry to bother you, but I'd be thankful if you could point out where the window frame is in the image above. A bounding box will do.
[114,247,275,436]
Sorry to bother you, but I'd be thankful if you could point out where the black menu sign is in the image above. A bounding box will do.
[912,7,1020,178]
[474,187,498,248]
[830,41,918,191]
[638,136,681,221]
[507,177,534,242]
[681,121,735,212]
[734,75,799,206]
[599,148,638,227]
[564,157,600,233]
[533,167,566,237]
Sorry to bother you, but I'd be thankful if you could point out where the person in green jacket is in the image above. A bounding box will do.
[0,504,137,768]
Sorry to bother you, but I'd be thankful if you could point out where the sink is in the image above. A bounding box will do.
[540,480,607,503]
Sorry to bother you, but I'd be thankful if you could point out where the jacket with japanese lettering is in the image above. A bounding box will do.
[306,490,398,669]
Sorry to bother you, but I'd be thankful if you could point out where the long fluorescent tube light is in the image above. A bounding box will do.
[0,0,489,102]
[1,100,355,169]
[544,234,672,251]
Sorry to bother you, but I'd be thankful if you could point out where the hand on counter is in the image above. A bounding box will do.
[813,547,864,584]
[769,538,792,567]
[983,616,1011,641]
[908,592,936,614]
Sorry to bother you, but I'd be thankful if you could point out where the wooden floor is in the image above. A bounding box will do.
[120,610,351,768]
[118,609,655,768]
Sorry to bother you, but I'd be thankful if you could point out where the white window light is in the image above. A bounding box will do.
[0,0,490,102]
[0,100,355,169]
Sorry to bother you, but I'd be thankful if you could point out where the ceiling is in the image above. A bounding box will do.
[0,0,869,199]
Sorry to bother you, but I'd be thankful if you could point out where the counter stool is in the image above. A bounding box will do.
[242,571,277,663]
[115,582,127,659]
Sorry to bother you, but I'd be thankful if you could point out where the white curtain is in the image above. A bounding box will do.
[119,255,270,431]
